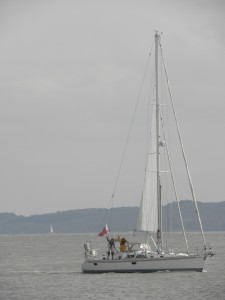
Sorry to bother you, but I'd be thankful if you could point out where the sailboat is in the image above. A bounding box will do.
[49,224,54,234]
[82,32,214,273]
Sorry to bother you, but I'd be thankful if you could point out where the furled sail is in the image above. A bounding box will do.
[136,101,158,232]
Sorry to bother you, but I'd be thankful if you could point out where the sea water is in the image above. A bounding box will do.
[0,232,224,300]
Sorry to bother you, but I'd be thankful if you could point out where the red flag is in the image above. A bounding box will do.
[98,224,109,237]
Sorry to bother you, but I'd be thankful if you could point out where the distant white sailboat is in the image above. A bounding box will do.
[49,224,54,234]
[82,31,214,273]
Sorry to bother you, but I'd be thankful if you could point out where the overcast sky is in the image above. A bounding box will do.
[0,0,224,215]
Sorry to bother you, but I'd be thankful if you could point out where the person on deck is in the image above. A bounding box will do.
[119,237,128,252]
[106,237,116,259]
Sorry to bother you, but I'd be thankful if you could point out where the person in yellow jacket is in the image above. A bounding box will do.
[113,236,128,252]
[119,237,128,252]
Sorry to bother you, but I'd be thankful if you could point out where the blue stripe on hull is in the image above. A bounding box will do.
[82,268,203,273]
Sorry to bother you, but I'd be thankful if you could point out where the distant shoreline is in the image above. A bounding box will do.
[0,201,224,234]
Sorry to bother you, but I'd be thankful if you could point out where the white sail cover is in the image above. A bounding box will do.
[136,102,158,232]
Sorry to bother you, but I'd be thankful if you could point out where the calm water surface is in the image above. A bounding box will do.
[0,233,224,299]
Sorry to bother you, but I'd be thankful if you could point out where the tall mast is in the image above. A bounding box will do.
[155,31,162,250]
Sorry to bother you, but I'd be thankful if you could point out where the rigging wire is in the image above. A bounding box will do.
[160,111,189,254]
[158,39,189,252]
[159,39,207,249]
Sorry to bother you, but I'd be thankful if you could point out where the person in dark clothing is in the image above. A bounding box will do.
[106,237,116,259]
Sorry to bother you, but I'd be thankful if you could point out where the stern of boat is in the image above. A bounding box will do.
[83,241,100,260]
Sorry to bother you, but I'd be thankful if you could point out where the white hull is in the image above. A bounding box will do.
[82,255,206,273]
